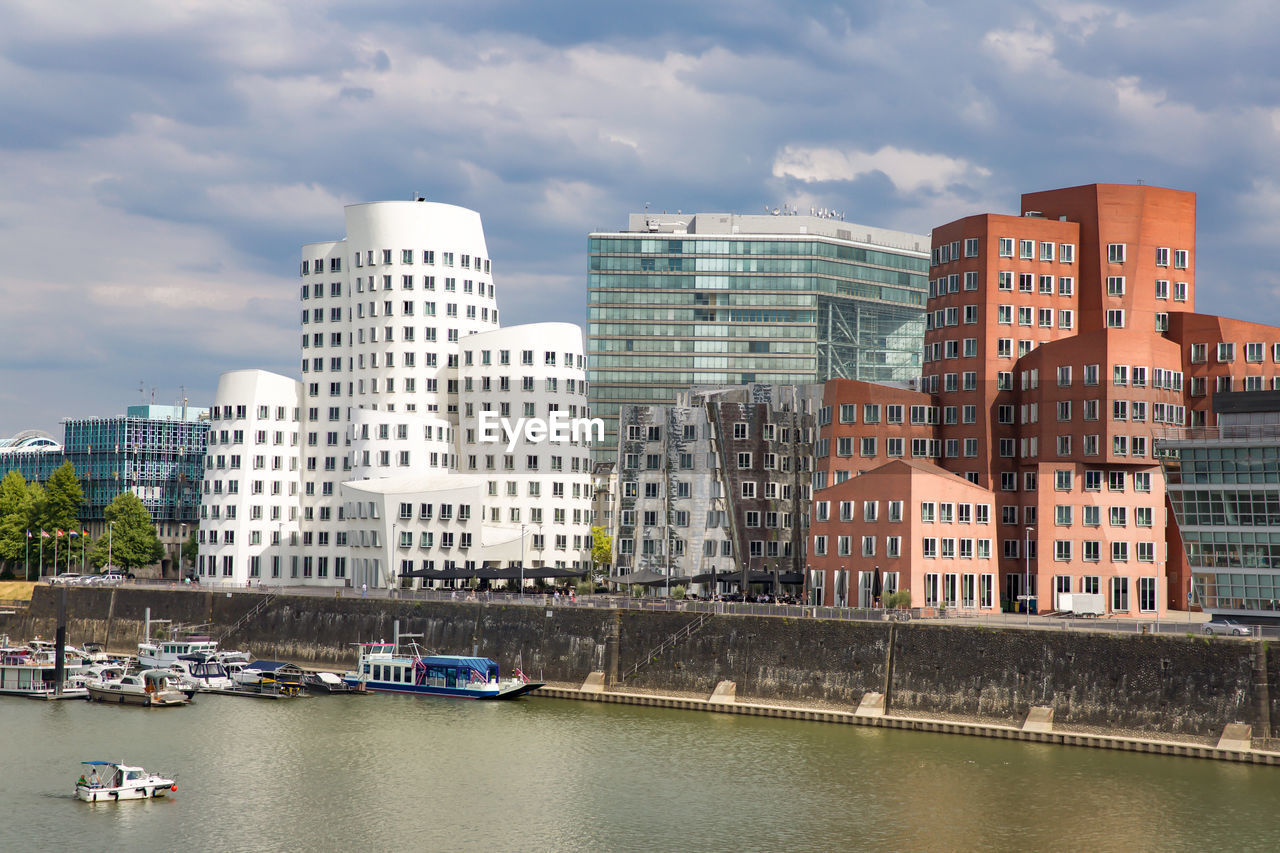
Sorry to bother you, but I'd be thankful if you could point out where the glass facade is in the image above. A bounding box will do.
[587,229,928,459]
[0,414,209,526]
[1161,437,1280,614]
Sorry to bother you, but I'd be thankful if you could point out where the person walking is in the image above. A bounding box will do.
[361,582,368,598]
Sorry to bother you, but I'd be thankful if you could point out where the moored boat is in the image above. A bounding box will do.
[76,761,176,802]
[342,642,543,700]
[137,637,219,669]
[0,641,90,699]
[86,669,190,707]
[304,671,359,694]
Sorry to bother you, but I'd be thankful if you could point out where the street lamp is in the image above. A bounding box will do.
[108,521,115,574]
[519,522,526,602]
[1024,526,1033,626]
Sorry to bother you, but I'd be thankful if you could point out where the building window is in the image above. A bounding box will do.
[1107,243,1126,263]
[1218,342,1236,363]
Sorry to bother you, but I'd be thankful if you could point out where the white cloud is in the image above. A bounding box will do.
[982,27,1057,72]
[771,145,990,194]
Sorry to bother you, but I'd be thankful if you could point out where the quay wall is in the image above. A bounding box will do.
[3,587,1269,739]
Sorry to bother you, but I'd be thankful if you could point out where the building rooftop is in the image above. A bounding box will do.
[594,211,928,254]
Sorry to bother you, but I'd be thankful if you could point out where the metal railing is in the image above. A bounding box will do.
[102,580,1280,639]
[622,613,710,681]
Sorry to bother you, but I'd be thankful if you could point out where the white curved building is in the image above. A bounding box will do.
[197,201,597,588]
[197,370,303,581]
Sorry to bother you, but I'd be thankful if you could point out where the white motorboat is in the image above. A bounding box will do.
[137,637,219,669]
[168,654,235,691]
[76,761,176,802]
[86,669,190,707]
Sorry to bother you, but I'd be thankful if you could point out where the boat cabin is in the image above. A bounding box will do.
[356,644,500,688]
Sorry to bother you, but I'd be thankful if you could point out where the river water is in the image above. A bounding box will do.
[3,691,1278,852]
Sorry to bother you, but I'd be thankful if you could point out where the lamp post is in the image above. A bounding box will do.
[519,522,526,603]
[108,521,115,574]
[1024,526,1033,626]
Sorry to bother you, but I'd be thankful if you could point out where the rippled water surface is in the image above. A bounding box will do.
[3,692,1279,852]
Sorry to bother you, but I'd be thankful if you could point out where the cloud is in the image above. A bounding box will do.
[4,0,1280,436]
[772,145,991,194]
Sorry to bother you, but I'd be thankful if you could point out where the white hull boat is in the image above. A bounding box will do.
[76,762,176,802]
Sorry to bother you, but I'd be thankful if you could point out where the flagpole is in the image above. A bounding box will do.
[25,531,30,582]
[39,532,43,579]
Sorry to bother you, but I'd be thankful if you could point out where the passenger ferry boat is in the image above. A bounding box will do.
[0,640,90,699]
[342,642,543,700]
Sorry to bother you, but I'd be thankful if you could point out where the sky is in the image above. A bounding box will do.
[3,0,1280,437]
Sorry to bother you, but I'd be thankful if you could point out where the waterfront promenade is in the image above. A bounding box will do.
[16,578,1226,639]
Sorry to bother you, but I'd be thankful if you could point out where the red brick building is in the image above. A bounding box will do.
[810,184,1280,616]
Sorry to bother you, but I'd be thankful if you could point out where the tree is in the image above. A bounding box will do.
[36,461,83,534]
[182,527,199,566]
[590,526,612,578]
[88,492,164,571]
[0,470,34,575]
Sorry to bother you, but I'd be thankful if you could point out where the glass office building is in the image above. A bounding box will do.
[588,211,929,459]
[1159,391,1280,618]
[0,404,209,527]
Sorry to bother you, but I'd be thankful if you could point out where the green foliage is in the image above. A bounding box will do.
[590,526,612,572]
[671,584,687,600]
[630,584,644,597]
[0,470,34,569]
[883,589,912,610]
[87,492,164,571]
[574,579,594,597]
[38,461,84,533]
[182,527,200,565]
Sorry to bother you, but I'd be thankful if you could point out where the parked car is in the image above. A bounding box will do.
[1203,618,1252,637]
[47,573,82,585]
[102,569,133,582]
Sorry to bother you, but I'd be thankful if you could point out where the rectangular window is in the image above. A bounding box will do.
[1107,243,1126,263]
[1174,249,1188,269]
[1106,276,1125,296]
[1039,241,1054,262]
[998,238,1014,258]
[1019,239,1034,260]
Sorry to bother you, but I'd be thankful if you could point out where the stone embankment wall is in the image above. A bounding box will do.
[3,587,1268,739]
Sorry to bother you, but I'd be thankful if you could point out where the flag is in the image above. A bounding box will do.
[56,529,65,537]
[82,530,90,536]
[26,530,31,539]
[41,530,50,538]
[68,531,79,537]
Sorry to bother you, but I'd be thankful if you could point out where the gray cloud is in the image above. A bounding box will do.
[2,0,1280,437]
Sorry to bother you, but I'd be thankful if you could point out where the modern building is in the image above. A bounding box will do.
[1159,391,1280,619]
[0,405,209,577]
[810,183,1280,616]
[613,383,818,592]
[587,211,929,460]
[197,201,596,589]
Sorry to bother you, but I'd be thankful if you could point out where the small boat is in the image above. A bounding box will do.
[76,761,176,802]
[86,669,190,707]
[342,642,543,700]
[232,661,305,694]
[168,654,235,691]
[137,637,220,669]
[304,671,359,694]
